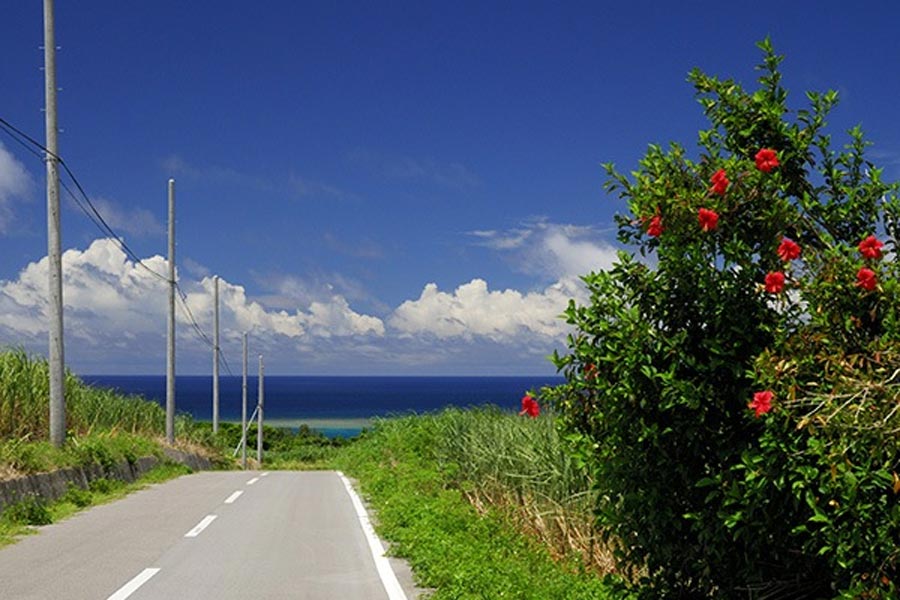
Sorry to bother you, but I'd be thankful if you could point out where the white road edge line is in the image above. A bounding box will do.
[247,477,260,485]
[184,515,217,538]
[224,490,244,504]
[106,567,160,600]
[337,471,408,600]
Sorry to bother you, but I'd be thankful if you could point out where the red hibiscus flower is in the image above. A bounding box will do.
[710,169,729,195]
[519,394,540,418]
[856,267,878,291]
[754,148,780,173]
[764,271,786,294]
[698,208,719,232]
[777,237,801,262]
[858,235,884,260]
[646,215,663,237]
[748,391,773,418]
[584,363,598,381]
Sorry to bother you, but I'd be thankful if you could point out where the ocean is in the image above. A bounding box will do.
[82,375,564,437]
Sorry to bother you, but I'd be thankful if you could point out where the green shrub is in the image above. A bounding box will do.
[60,484,93,508]
[88,478,116,494]
[549,39,899,598]
[1,495,52,526]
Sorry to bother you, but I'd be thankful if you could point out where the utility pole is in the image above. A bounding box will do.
[212,275,219,434]
[257,354,264,466]
[166,179,176,444]
[44,0,66,448]
[241,332,248,470]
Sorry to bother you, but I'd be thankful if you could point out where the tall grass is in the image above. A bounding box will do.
[351,407,615,576]
[0,349,49,440]
[0,349,165,440]
[333,409,630,598]
[429,407,613,573]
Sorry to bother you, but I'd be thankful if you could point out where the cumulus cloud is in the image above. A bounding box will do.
[0,142,33,234]
[0,239,384,370]
[389,277,584,342]
[0,232,600,373]
[470,219,620,279]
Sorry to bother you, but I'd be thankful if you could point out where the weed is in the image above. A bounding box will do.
[1,495,52,526]
[60,484,93,508]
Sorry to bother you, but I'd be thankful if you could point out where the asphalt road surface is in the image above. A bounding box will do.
[0,470,412,599]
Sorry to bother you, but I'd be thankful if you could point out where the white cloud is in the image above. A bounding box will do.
[0,142,33,234]
[0,234,599,374]
[389,277,584,342]
[470,219,620,279]
[0,239,384,370]
[87,197,165,237]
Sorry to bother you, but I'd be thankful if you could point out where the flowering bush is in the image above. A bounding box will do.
[549,39,899,598]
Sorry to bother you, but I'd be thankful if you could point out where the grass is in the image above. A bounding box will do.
[332,409,634,599]
[0,349,226,478]
[427,406,615,573]
[0,349,629,595]
[0,349,173,440]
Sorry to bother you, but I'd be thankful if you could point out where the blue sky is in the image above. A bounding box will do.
[1,2,899,375]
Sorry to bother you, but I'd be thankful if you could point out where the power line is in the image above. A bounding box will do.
[0,117,168,283]
[2,115,235,377]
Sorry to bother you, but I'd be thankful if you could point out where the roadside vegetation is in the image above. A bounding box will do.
[209,421,348,470]
[0,462,190,547]
[0,349,222,545]
[548,40,899,598]
[0,348,219,479]
[2,43,897,598]
[333,409,633,599]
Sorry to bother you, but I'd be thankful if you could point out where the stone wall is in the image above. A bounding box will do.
[0,451,213,515]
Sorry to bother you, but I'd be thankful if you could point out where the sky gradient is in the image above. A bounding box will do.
[2,2,899,375]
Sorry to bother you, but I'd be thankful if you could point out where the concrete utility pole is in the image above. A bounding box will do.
[241,332,248,470]
[257,354,264,466]
[44,0,66,448]
[212,275,219,434]
[166,179,176,444]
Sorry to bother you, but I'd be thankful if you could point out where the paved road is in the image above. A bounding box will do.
[0,470,409,599]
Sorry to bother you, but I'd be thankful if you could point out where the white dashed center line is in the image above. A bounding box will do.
[224,490,243,504]
[106,567,160,600]
[246,477,260,485]
[184,515,217,538]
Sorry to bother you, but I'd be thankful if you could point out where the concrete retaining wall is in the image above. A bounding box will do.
[0,451,213,515]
